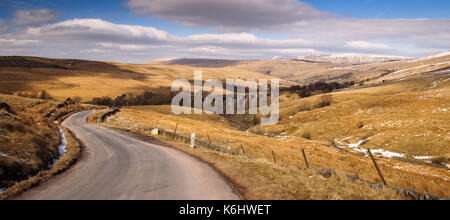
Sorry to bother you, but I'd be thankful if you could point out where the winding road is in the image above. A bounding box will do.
[16,111,240,200]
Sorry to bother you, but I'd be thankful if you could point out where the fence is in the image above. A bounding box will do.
[102,118,444,200]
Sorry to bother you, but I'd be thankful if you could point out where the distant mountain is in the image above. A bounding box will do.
[295,54,411,64]
[414,50,450,62]
[151,58,242,68]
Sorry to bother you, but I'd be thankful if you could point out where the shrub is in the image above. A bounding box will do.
[298,101,312,112]
[72,96,82,103]
[12,122,26,133]
[432,156,448,165]
[16,90,53,100]
[301,132,311,140]
[358,122,364,129]
[318,94,333,108]
[32,136,47,148]
[1,122,14,131]
[39,90,53,100]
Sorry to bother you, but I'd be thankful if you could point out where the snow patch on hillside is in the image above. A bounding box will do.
[415,50,450,61]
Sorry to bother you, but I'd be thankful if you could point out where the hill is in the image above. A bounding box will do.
[0,56,286,101]
[94,69,450,197]
[155,51,449,85]
[295,54,411,64]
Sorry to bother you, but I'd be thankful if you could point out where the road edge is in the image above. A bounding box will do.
[106,126,246,200]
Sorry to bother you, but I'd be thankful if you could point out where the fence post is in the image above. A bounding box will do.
[190,132,196,148]
[367,149,387,186]
[302,149,309,169]
[207,135,212,145]
[240,144,246,156]
[173,123,178,139]
[272,151,277,164]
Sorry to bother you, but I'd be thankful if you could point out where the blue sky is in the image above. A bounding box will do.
[2,0,450,28]
[0,0,449,62]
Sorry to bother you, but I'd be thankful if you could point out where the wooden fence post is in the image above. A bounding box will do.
[173,123,178,139]
[302,149,309,169]
[272,151,277,164]
[207,135,212,145]
[190,132,196,148]
[367,149,387,186]
[240,144,246,156]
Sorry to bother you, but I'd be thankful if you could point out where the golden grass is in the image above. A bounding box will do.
[230,55,449,84]
[93,75,450,198]
[265,76,450,157]
[0,57,286,102]
[166,141,404,200]
[0,94,91,195]
[103,126,404,200]
[0,127,82,200]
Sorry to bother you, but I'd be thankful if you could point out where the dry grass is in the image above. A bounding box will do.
[109,127,404,200]
[94,74,450,198]
[0,95,60,189]
[0,127,82,200]
[0,94,90,194]
[0,56,285,102]
[161,54,449,85]
[169,141,404,200]
[265,75,450,157]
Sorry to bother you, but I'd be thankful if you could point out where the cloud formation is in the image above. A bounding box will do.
[127,0,332,31]
[126,0,450,51]
[0,0,449,63]
[0,18,401,63]
[12,9,61,26]
[25,19,171,43]
[0,20,8,33]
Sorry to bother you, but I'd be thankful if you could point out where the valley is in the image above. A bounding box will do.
[0,50,449,200]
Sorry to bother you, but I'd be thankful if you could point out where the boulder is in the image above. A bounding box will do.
[151,129,160,136]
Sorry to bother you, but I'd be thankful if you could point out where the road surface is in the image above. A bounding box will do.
[17,111,240,200]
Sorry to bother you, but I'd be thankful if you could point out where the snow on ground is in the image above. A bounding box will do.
[51,127,67,165]
[415,50,450,61]
[370,149,405,158]
[431,78,450,88]
[57,127,67,157]
[338,136,437,160]
[414,156,433,160]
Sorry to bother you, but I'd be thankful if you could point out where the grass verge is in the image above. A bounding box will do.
[0,127,82,200]
[102,124,405,200]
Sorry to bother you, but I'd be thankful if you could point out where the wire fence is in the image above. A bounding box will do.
[101,111,444,200]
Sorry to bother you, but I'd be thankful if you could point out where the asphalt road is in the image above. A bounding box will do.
[17,111,240,200]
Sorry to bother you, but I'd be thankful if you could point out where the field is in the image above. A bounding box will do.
[264,73,450,158]
[0,56,286,102]
[94,72,450,198]
[1,54,449,199]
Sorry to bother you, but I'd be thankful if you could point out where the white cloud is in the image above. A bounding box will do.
[345,41,391,51]
[12,9,61,26]
[0,18,447,63]
[0,39,42,46]
[25,19,172,44]
[126,0,450,51]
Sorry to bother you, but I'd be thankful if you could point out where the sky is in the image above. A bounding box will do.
[0,0,449,63]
